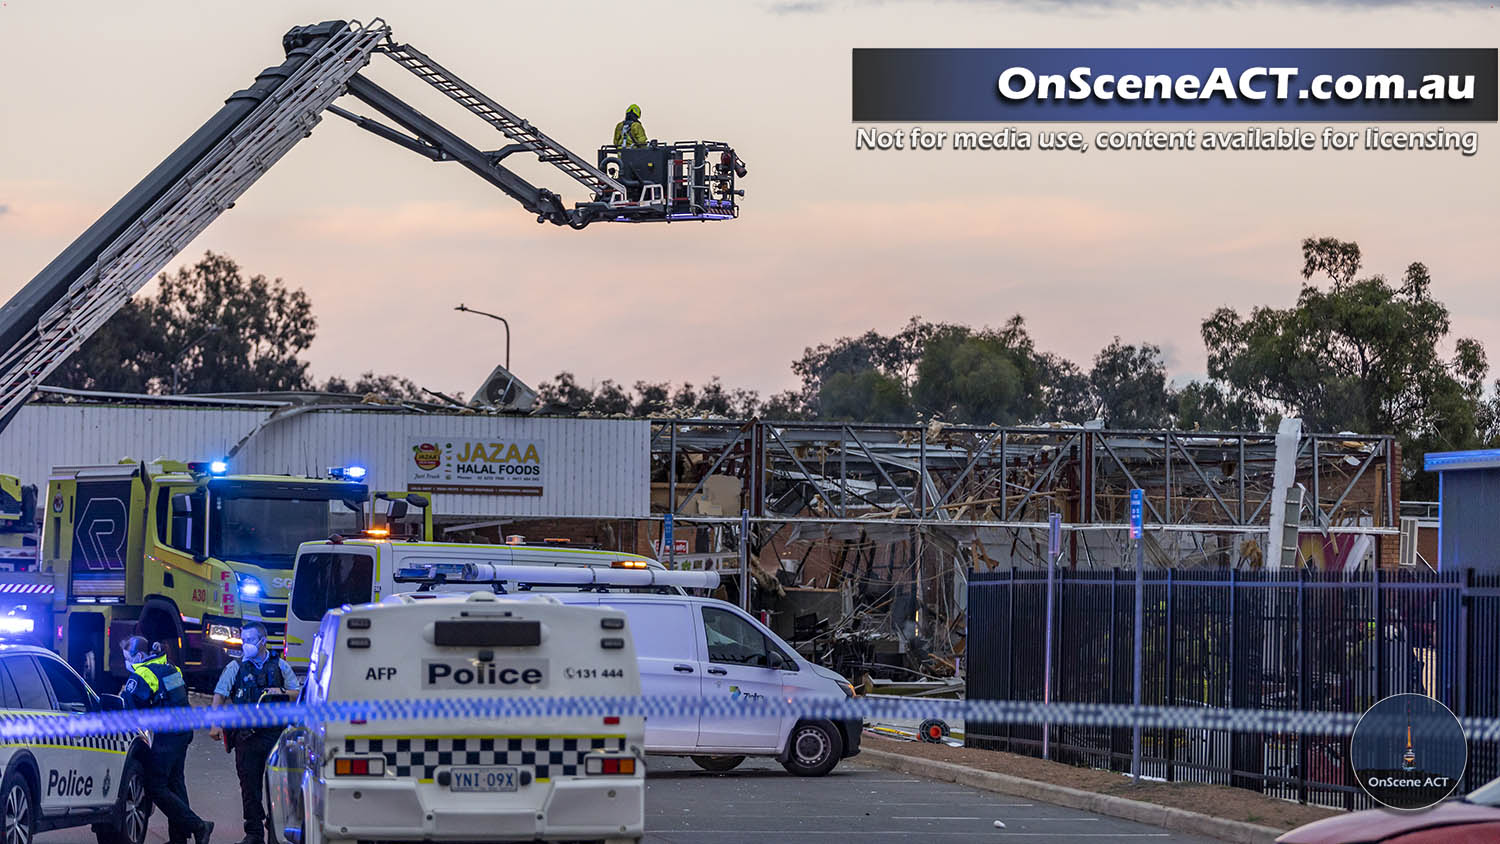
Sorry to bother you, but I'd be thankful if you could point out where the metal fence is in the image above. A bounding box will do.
[966,567,1500,809]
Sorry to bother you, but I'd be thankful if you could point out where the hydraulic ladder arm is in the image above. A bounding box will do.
[0,19,745,432]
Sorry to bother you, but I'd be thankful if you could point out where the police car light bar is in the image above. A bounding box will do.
[466,563,720,590]
[393,562,719,590]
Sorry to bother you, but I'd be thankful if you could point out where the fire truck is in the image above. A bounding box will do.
[31,460,388,689]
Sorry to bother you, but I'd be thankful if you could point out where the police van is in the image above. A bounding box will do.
[405,564,861,777]
[545,591,861,777]
[284,538,669,671]
[0,643,151,844]
[265,587,648,844]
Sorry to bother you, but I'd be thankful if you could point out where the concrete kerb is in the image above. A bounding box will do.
[854,747,1285,844]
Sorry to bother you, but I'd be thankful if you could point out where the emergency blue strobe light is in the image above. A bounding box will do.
[346,465,368,480]
[209,460,229,475]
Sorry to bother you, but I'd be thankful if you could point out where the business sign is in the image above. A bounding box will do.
[407,438,544,496]
[1129,488,1144,539]
[651,538,690,557]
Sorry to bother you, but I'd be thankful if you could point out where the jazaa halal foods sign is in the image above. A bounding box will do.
[408,438,544,495]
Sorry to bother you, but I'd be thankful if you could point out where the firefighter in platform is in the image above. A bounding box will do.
[209,621,300,844]
[121,636,214,844]
[614,103,648,148]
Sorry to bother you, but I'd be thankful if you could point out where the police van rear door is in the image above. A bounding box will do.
[327,594,641,791]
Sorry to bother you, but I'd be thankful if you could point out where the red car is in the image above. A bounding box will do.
[1277,776,1500,843]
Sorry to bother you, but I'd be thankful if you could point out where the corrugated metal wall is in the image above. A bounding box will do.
[235,413,648,518]
[0,405,269,483]
[0,405,648,519]
[1438,469,1500,573]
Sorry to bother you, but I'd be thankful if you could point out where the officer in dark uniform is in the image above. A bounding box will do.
[121,635,214,844]
[208,621,298,844]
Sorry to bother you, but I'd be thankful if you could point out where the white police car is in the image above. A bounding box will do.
[266,589,646,844]
[0,643,151,844]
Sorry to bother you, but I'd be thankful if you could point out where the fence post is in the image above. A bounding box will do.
[1109,567,1119,770]
[1132,531,1145,783]
[1006,566,1015,751]
[1228,568,1240,789]
[1297,568,1309,805]
[1373,565,1384,703]
[1043,514,1060,761]
[1166,567,1176,782]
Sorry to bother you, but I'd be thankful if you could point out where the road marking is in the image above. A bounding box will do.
[878,802,1035,807]
[892,816,983,820]
[649,833,1171,838]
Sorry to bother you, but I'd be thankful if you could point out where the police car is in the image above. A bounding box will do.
[266,588,647,844]
[0,644,151,844]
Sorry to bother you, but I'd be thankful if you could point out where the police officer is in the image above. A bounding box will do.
[613,104,648,148]
[121,636,214,844]
[208,621,299,844]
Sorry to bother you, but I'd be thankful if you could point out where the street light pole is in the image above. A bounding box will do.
[455,304,510,370]
[170,324,221,394]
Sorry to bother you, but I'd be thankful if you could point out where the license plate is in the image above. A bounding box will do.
[448,766,518,792]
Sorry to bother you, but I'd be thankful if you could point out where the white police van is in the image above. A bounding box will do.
[265,588,646,844]
[283,538,669,671]
[547,592,860,776]
[427,564,861,777]
[0,643,151,844]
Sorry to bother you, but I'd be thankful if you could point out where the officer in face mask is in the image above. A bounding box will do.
[209,622,299,844]
[121,636,214,844]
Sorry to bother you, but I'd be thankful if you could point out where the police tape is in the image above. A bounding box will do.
[4,697,1499,743]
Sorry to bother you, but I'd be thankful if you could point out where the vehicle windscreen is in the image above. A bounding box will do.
[211,489,363,568]
[292,552,375,621]
[1466,776,1500,806]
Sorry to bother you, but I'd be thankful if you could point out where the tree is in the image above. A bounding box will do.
[592,380,632,416]
[911,317,1047,424]
[536,372,595,412]
[632,381,670,417]
[1089,338,1173,429]
[791,317,941,417]
[321,371,426,403]
[154,252,316,393]
[1202,237,1487,491]
[46,298,171,393]
[819,369,911,422]
[1035,352,1094,423]
[48,251,316,394]
[1173,380,1264,431]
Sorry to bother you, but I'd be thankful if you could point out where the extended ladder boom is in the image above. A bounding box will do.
[0,19,745,433]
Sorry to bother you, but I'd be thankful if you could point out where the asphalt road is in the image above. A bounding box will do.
[36,737,1221,844]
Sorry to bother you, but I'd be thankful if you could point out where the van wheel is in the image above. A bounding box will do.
[780,721,842,777]
[690,755,745,772]
[95,758,149,844]
[2,767,36,844]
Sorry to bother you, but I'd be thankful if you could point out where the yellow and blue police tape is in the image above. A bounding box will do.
[2,697,1498,742]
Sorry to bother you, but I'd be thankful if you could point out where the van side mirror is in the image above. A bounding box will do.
[767,651,787,670]
[98,694,125,712]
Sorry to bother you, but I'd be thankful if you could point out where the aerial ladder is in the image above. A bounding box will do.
[0,18,746,430]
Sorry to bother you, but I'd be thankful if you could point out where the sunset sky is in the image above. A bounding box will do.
[1,1,1495,402]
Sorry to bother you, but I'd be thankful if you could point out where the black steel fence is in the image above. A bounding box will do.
[966,568,1500,809]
